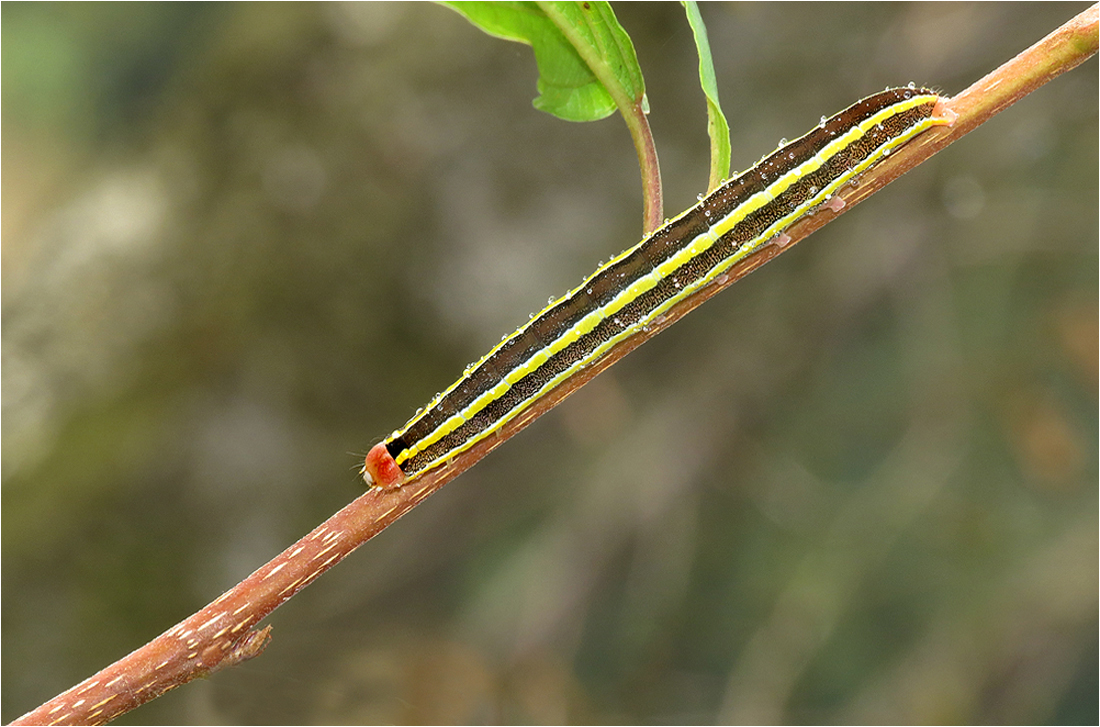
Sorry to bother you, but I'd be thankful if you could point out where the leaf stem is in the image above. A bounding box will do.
[538,1,664,234]
[620,99,664,236]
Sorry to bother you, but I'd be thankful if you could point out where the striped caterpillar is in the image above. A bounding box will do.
[363,86,953,489]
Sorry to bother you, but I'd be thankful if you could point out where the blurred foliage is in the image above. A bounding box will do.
[3,3,1096,725]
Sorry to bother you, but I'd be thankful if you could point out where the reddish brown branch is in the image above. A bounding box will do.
[12,6,1096,726]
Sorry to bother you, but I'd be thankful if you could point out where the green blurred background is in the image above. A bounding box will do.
[4,3,1096,724]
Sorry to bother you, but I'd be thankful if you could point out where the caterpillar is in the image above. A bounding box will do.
[363,86,953,489]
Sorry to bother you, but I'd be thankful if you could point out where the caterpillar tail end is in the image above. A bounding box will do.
[362,443,407,490]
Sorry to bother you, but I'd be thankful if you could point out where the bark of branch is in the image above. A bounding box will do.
[12,5,1096,725]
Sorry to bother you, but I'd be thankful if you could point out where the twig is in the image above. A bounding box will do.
[11,5,1096,725]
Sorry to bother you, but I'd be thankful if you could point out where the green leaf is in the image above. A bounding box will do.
[682,1,730,192]
[439,1,662,233]
[439,1,618,122]
[439,2,648,123]
[536,2,647,112]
